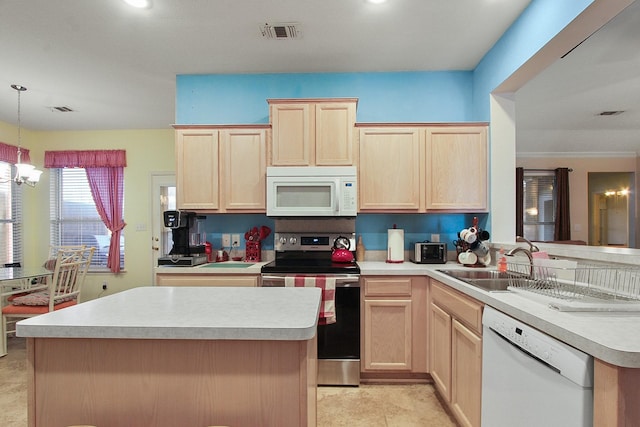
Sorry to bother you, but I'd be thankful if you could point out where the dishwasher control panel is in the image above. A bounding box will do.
[482,306,593,387]
[485,312,560,366]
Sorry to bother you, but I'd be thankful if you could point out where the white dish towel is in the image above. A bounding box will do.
[285,275,336,324]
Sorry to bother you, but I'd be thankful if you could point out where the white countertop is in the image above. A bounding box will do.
[494,241,640,266]
[358,260,640,368]
[17,286,321,341]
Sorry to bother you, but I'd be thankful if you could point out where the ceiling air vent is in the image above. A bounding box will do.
[260,23,302,40]
[50,106,74,113]
[597,110,624,116]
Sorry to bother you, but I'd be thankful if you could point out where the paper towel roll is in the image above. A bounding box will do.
[387,228,404,263]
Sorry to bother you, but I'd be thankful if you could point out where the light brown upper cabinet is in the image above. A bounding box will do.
[425,126,488,212]
[268,98,357,166]
[175,125,268,213]
[175,128,219,210]
[357,123,488,213]
[358,127,422,211]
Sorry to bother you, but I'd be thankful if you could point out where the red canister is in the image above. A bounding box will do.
[205,241,213,262]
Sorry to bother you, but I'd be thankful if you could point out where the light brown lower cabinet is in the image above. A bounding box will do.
[361,276,428,379]
[155,274,259,287]
[430,303,452,398]
[594,358,640,426]
[451,318,482,427]
[429,280,483,427]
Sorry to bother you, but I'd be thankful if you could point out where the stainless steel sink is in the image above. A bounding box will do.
[437,270,512,280]
[437,269,515,292]
[459,278,512,292]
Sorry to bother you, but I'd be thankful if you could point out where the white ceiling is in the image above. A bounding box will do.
[0,0,530,131]
[516,0,640,156]
[3,0,637,157]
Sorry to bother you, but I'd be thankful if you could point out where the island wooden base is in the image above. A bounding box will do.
[594,358,640,427]
[27,336,317,427]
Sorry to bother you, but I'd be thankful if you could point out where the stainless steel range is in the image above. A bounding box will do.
[260,220,360,386]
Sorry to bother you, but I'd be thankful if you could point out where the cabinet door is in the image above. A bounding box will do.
[315,102,356,166]
[425,126,488,211]
[270,103,311,166]
[220,129,266,211]
[363,299,412,371]
[176,129,219,210]
[429,302,452,401]
[358,127,422,210]
[451,319,482,427]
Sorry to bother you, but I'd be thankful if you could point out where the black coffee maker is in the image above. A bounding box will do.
[158,210,208,266]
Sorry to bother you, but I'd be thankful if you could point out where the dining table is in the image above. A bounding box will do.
[1,266,52,357]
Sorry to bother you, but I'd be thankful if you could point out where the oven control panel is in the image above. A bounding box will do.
[274,232,356,252]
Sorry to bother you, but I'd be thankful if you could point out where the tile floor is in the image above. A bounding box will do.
[1,336,456,427]
[0,337,27,426]
[317,383,456,427]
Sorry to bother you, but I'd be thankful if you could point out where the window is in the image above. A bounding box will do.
[0,162,23,265]
[50,168,124,269]
[522,171,556,241]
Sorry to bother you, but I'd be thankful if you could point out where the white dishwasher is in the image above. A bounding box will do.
[481,306,594,427]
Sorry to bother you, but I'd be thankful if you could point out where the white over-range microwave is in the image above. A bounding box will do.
[266,166,358,217]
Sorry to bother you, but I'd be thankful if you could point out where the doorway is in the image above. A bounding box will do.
[588,172,635,247]
[151,174,175,284]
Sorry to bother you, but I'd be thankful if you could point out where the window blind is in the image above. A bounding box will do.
[0,162,23,266]
[523,172,556,241]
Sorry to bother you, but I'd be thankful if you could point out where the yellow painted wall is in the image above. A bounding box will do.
[5,125,175,300]
[516,156,637,244]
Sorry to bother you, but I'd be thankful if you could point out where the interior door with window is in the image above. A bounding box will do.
[151,174,175,285]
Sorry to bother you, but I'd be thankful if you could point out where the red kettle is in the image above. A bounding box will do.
[331,236,354,263]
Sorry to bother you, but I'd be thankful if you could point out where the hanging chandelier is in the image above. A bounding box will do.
[10,84,42,187]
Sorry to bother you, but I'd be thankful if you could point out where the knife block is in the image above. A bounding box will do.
[245,241,261,262]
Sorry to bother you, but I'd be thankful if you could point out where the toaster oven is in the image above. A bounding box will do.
[411,242,447,264]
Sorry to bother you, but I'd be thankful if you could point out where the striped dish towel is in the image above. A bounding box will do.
[285,275,336,325]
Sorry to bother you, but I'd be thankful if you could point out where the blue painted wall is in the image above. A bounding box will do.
[472,0,594,120]
[202,213,489,254]
[176,71,474,124]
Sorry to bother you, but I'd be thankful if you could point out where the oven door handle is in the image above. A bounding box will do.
[261,275,360,287]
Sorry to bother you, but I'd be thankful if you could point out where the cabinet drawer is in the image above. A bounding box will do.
[364,277,412,297]
[431,280,483,334]
[156,274,258,287]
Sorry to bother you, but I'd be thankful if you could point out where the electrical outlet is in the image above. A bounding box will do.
[430,233,440,243]
[222,234,231,247]
[232,234,241,247]
[102,281,108,290]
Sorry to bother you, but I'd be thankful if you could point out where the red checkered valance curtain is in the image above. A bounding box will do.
[0,142,31,164]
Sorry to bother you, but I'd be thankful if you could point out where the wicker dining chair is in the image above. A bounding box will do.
[1,246,95,356]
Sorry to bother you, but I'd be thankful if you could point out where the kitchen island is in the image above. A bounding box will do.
[17,286,321,427]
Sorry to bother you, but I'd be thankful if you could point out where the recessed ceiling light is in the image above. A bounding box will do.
[366,0,387,4]
[122,0,151,8]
